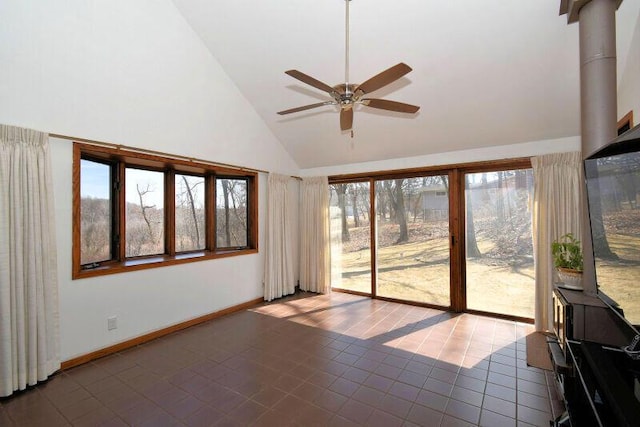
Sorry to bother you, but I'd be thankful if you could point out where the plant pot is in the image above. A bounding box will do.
[557,267,583,290]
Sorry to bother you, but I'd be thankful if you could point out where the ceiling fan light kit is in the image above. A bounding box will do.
[277,0,420,133]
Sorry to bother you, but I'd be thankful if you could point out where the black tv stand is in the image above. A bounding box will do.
[550,287,640,426]
[566,341,640,426]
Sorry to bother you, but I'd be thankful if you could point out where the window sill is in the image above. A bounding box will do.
[72,248,258,280]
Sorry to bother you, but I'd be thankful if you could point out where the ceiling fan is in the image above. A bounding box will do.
[277,0,420,132]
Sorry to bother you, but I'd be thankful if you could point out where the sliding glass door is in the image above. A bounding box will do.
[464,169,535,318]
[328,160,535,320]
[375,176,450,306]
[329,182,372,294]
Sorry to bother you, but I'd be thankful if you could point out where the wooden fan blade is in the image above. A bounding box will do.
[285,70,338,95]
[340,107,353,131]
[278,101,336,115]
[361,98,420,114]
[355,63,412,94]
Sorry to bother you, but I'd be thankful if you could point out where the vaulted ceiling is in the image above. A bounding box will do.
[172,0,636,169]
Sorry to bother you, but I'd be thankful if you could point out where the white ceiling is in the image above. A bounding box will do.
[171,0,620,169]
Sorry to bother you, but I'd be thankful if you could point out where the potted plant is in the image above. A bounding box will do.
[551,233,583,290]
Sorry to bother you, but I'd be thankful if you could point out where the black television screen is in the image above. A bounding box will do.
[585,124,640,329]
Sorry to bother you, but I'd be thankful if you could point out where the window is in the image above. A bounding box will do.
[216,178,248,249]
[125,167,165,257]
[73,143,258,278]
[464,168,535,319]
[175,174,206,252]
[329,182,371,294]
[375,176,451,306]
[80,158,114,266]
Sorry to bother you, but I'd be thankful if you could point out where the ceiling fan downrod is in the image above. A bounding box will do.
[345,0,351,95]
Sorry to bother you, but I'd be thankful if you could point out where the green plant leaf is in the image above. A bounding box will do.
[551,233,583,271]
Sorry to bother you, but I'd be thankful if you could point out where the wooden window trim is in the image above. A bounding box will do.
[618,110,634,135]
[329,157,532,184]
[73,143,258,279]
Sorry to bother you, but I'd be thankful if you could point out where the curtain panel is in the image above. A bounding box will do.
[299,176,331,294]
[263,173,296,301]
[0,124,60,397]
[531,152,583,332]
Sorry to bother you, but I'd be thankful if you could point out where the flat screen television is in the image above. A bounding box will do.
[584,123,640,335]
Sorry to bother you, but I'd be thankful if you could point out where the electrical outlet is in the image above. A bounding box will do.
[107,316,117,331]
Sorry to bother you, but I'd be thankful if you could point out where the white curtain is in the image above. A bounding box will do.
[532,152,583,332]
[299,176,331,294]
[0,125,60,397]
[264,173,296,301]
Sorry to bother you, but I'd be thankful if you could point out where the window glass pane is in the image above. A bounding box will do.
[375,176,450,306]
[587,154,640,326]
[465,169,534,318]
[330,182,371,294]
[125,168,165,257]
[175,174,205,252]
[80,159,112,265]
[216,178,248,248]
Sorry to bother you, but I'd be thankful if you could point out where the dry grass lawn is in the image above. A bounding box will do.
[332,236,535,319]
[595,233,640,325]
[333,233,640,325]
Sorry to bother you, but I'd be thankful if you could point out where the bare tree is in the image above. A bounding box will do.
[496,171,505,222]
[585,161,617,259]
[384,179,408,244]
[376,181,388,221]
[136,183,157,243]
[218,179,248,247]
[335,184,350,242]
[465,176,482,258]
[358,183,371,225]
[412,191,423,222]
[221,180,232,246]
[227,180,247,244]
[176,176,204,249]
[350,185,360,228]
[440,175,449,192]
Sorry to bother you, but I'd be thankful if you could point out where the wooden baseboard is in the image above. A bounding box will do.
[60,297,264,370]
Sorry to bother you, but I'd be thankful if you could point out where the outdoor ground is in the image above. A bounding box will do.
[331,221,535,319]
[332,215,640,326]
[596,233,640,325]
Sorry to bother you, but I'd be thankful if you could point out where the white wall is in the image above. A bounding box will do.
[299,136,581,177]
[0,0,298,174]
[617,3,640,122]
[0,0,299,360]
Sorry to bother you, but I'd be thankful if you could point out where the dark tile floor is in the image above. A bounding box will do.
[0,292,563,426]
